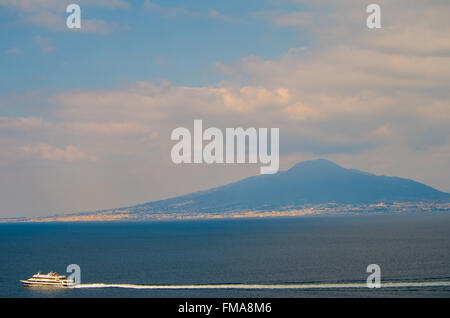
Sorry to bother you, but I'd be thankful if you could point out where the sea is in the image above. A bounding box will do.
[1,212,449,298]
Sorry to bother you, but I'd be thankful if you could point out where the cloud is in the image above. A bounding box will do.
[272,11,314,28]
[23,10,129,34]
[257,1,450,56]
[0,0,130,34]
[142,1,240,22]
[34,35,55,53]
[142,0,200,18]
[209,9,241,23]
[5,47,21,55]
[0,117,45,130]
[210,62,236,76]
[239,47,450,96]
[3,73,446,163]
[21,143,97,161]
[0,0,130,11]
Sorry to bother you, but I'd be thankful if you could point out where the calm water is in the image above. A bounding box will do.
[1,213,449,297]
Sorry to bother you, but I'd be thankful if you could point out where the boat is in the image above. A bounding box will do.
[21,272,75,288]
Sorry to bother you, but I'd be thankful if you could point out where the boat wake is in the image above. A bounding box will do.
[73,281,450,290]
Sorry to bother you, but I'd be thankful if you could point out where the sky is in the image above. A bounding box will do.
[0,0,449,217]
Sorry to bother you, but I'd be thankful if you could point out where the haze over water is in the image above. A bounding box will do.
[1,212,449,297]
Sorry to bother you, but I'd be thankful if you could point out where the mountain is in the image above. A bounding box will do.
[4,159,449,223]
[129,159,450,214]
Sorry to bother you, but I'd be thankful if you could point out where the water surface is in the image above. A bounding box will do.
[1,213,449,297]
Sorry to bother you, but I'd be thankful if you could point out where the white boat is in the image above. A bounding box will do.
[21,272,75,288]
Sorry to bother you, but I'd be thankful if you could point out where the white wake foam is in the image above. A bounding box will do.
[73,281,450,290]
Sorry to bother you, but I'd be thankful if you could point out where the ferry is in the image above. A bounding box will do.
[21,272,75,288]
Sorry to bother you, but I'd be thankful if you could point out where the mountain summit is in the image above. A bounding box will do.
[133,159,449,214]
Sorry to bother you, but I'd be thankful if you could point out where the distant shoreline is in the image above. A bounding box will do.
[2,201,449,224]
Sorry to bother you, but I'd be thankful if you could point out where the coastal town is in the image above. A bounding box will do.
[2,201,449,223]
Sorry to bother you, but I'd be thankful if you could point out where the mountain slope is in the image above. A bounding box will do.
[131,159,450,214]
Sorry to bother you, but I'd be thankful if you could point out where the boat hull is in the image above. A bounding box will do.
[21,280,75,288]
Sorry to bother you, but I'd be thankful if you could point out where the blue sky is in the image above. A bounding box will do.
[1,0,450,217]
[0,0,303,94]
